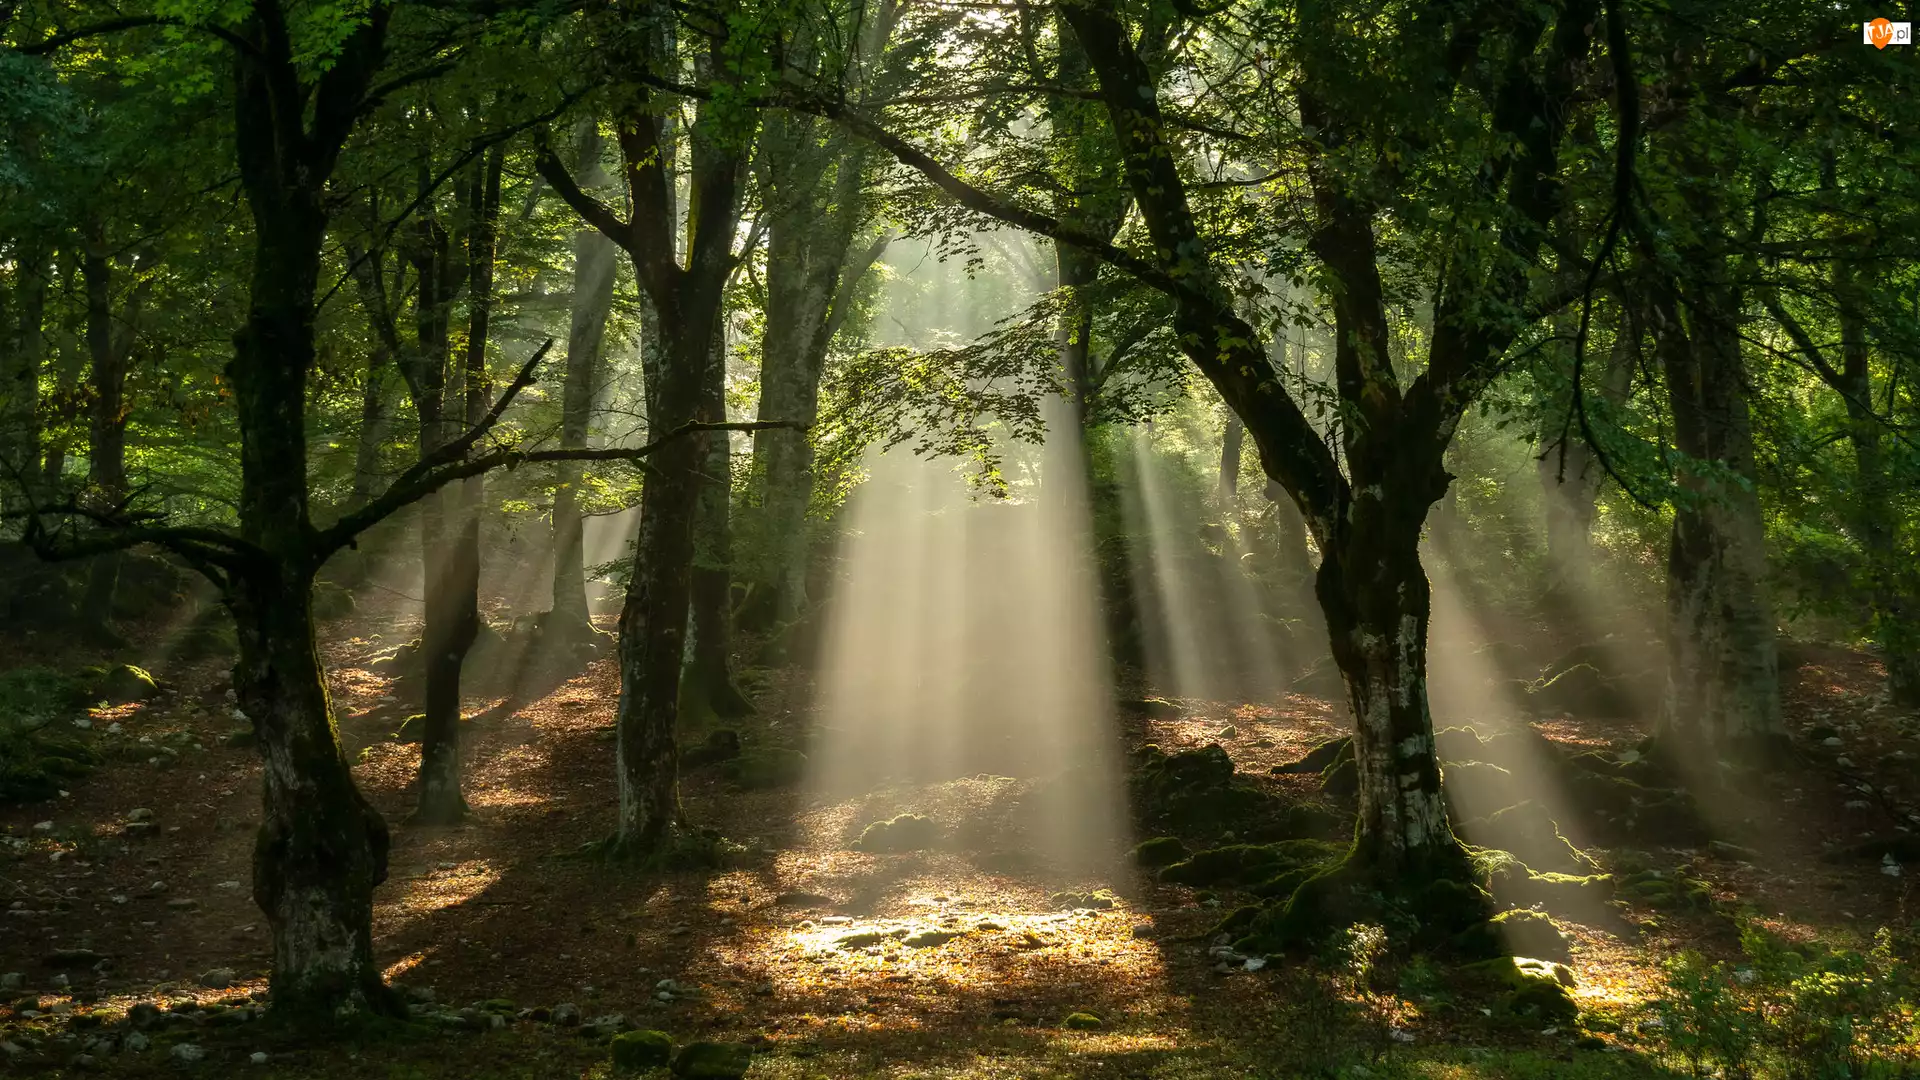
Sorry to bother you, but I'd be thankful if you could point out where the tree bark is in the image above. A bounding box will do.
[1,244,48,522]
[1651,273,1783,758]
[1831,268,1920,705]
[1220,415,1245,504]
[550,126,618,636]
[686,322,754,718]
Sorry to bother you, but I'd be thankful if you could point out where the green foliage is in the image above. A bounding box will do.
[1638,926,1920,1077]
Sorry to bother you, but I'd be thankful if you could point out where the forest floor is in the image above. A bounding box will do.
[1,602,1916,1079]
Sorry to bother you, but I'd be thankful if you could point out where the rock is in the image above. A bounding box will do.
[854,813,940,853]
[610,1029,674,1072]
[670,1040,754,1079]
[902,929,959,948]
[88,664,158,706]
[1062,1012,1102,1030]
[42,948,105,969]
[1460,956,1579,1024]
[166,899,199,911]
[1706,840,1760,862]
[123,1033,150,1052]
[551,1002,581,1026]
[585,1013,630,1036]
[170,1043,206,1063]
[126,1002,161,1029]
[1490,910,1572,965]
[200,968,236,990]
[250,1051,269,1065]
[1129,836,1189,868]
[126,808,154,823]
[681,730,742,769]
[0,973,19,991]
[1823,736,1845,748]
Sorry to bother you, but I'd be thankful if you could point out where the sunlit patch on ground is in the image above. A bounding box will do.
[375,859,503,936]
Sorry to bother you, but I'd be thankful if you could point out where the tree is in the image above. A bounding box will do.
[537,14,755,855]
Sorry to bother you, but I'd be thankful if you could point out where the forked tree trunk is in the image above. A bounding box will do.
[1652,278,1783,759]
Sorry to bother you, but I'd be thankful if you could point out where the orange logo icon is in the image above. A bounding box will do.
[1865,18,1912,48]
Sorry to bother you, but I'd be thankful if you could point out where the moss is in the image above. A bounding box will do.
[1062,1012,1103,1030]
[1207,904,1263,939]
[1318,739,1357,799]
[1270,736,1350,775]
[681,729,742,769]
[82,663,158,704]
[724,747,807,790]
[1458,956,1579,1024]
[1161,839,1346,888]
[1130,836,1189,868]
[1615,869,1714,911]
[610,1029,673,1072]
[670,1040,753,1078]
[1118,697,1182,718]
[854,813,940,853]
[1489,909,1572,964]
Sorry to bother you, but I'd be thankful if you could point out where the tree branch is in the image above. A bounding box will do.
[315,420,805,559]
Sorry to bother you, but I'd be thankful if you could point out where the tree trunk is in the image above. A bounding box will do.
[1652,276,1783,759]
[614,326,708,851]
[1220,415,1245,504]
[2,244,48,522]
[747,217,834,629]
[80,232,130,630]
[685,327,753,718]
[348,336,392,510]
[230,49,395,1008]
[1832,271,1919,705]
[550,169,618,635]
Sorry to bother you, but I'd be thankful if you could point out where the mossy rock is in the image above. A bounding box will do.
[610,1029,673,1072]
[1489,909,1572,964]
[1270,799,1352,841]
[1130,836,1188,868]
[682,729,742,769]
[670,1039,753,1079]
[1318,740,1357,800]
[1062,1012,1102,1030]
[82,664,158,705]
[1132,744,1268,833]
[725,747,807,790]
[311,580,356,620]
[1118,697,1182,718]
[855,813,940,853]
[1615,869,1713,911]
[1458,956,1578,1024]
[1271,736,1350,775]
